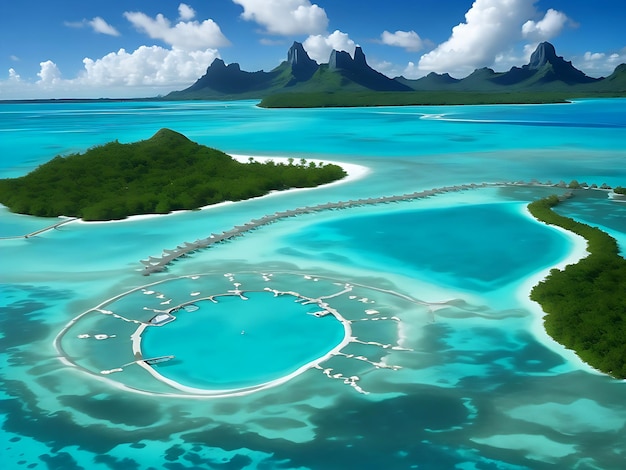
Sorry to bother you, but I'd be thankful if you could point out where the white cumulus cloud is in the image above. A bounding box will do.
[178,3,196,21]
[1,7,232,99]
[418,0,537,76]
[416,0,574,78]
[492,46,531,71]
[1,47,220,99]
[415,0,568,77]
[522,8,568,41]
[8,68,21,81]
[303,30,356,63]
[37,60,62,85]
[88,17,121,36]
[402,62,420,79]
[368,59,406,79]
[124,10,230,51]
[578,48,626,77]
[80,46,219,87]
[380,30,425,52]
[232,0,328,36]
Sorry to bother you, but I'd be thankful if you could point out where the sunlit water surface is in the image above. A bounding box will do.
[1,99,626,469]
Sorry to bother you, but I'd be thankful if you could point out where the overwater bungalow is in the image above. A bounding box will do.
[149,313,176,326]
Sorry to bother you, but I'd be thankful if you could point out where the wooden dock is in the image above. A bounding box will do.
[0,217,78,240]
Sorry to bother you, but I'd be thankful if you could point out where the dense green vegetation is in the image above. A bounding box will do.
[259,91,626,108]
[613,186,626,195]
[0,129,346,221]
[528,194,626,378]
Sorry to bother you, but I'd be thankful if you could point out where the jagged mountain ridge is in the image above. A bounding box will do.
[167,41,410,99]
[328,47,410,91]
[407,42,603,92]
[287,41,318,82]
[182,59,278,95]
[166,41,626,99]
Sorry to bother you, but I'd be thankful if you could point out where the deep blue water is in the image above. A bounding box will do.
[1,99,626,470]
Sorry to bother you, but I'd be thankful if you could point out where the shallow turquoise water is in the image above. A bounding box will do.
[284,202,569,291]
[142,293,346,389]
[2,99,626,469]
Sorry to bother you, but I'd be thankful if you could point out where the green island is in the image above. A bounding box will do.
[528,194,626,378]
[0,129,346,221]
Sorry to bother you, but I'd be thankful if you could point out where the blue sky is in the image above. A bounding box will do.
[1,0,625,99]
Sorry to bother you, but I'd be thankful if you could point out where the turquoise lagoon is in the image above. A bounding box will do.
[2,99,626,469]
[141,292,347,391]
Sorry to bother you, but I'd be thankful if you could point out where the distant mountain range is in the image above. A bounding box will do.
[166,41,626,101]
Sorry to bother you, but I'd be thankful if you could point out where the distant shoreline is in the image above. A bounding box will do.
[3,94,625,108]
[0,97,159,105]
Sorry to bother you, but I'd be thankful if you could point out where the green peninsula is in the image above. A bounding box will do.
[528,194,626,378]
[0,129,346,221]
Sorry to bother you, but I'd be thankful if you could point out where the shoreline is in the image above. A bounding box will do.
[516,205,604,374]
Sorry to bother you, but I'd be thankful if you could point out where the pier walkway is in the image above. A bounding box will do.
[139,182,497,275]
[0,217,78,240]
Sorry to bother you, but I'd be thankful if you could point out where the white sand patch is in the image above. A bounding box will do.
[507,398,626,434]
[230,154,370,188]
[471,434,577,461]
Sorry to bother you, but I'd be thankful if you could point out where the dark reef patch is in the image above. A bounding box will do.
[57,394,161,427]
[39,451,81,470]
[94,454,141,470]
